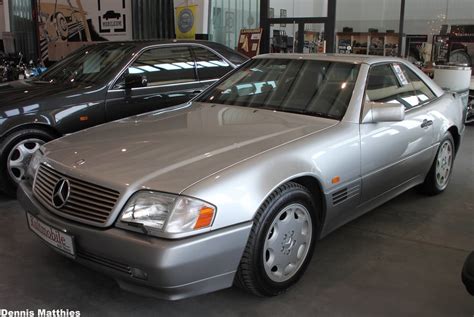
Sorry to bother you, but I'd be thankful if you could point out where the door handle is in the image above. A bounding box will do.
[421,119,433,128]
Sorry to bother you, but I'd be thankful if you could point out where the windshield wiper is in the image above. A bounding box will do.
[275,109,340,120]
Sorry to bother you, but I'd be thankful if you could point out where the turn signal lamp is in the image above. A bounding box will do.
[194,207,215,229]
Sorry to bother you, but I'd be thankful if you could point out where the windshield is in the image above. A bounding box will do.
[38,43,135,84]
[198,58,360,120]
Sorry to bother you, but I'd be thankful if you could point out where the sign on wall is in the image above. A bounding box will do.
[237,28,262,58]
[175,5,196,39]
[37,0,132,62]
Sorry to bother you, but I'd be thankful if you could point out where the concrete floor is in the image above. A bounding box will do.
[0,127,473,317]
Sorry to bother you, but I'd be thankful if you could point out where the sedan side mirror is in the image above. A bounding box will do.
[124,74,147,89]
[362,102,405,123]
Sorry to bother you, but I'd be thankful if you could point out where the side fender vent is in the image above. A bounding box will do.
[332,188,348,205]
[331,185,360,206]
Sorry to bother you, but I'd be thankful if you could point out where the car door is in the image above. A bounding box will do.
[191,45,236,92]
[105,45,203,121]
[360,62,437,202]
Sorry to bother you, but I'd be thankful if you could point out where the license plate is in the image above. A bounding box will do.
[27,213,75,257]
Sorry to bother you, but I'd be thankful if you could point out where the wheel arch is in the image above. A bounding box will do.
[447,125,461,154]
[287,175,326,235]
[1,122,61,140]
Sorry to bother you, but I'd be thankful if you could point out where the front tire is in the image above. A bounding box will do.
[420,132,455,195]
[0,129,55,197]
[235,182,318,296]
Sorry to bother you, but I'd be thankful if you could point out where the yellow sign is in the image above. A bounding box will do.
[175,5,196,39]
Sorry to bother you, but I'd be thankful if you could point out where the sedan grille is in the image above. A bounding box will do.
[33,164,120,225]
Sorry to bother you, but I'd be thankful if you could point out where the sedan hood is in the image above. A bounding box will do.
[44,102,337,194]
[0,79,76,106]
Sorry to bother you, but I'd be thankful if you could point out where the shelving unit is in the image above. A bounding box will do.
[336,32,399,56]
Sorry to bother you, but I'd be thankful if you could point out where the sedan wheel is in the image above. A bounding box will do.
[420,132,455,195]
[0,128,55,197]
[235,182,318,296]
[435,140,453,190]
[7,138,45,183]
[263,203,312,283]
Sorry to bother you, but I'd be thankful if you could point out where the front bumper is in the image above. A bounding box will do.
[18,182,252,300]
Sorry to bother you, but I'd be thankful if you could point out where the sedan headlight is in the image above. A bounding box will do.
[26,149,43,180]
[119,191,216,236]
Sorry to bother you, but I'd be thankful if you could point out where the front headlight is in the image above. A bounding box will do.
[119,191,216,236]
[26,149,43,180]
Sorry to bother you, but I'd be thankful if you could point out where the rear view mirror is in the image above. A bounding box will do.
[362,102,405,123]
[124,74,147,89]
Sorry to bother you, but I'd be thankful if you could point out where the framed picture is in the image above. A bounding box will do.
[280,9,287,27]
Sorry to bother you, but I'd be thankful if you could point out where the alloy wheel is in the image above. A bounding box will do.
[7,138,44,183]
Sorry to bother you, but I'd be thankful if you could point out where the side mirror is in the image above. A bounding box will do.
[124,74,147,89]
[362,102,405,123]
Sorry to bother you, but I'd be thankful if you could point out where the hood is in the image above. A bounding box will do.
[44,102,337,194]
[0,79,79,107]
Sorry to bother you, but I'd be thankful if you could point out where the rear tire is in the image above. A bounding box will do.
[235,182,318,296]
[0,128,55,197]
[420,132,455,196]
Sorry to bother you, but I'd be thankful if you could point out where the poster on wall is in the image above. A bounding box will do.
[175,5,196,39]
[37,0,132,62]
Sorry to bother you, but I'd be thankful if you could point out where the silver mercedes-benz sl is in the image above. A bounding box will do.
[18,54,465,300]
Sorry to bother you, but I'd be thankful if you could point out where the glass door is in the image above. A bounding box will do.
[269,22,296,53]
[269,22,326,54]
[296,23,325,53]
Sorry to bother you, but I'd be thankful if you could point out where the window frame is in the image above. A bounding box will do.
[191,46,235,82]
[113,44,198,89]
[396,62,438,109]
[109,43,237,91]
[361,61,440,121]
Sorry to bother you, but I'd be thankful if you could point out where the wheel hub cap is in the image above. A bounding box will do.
[263,203,313,283]
[7,138,44,184]
[435,140,453,189]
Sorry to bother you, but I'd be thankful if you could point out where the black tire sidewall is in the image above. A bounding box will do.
[252,185,318,295]
[0,129,54,196]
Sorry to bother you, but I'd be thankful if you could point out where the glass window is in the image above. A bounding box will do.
[366,64,419,109]
[398,64,436,105]
[193,47,233,81]
[126,46,196,86]
[209,0,260,49]
[206,43,249,65]
[39,43,135,84]
[269,0,328,18]
[198,58,360,120]
[336,0,401,33]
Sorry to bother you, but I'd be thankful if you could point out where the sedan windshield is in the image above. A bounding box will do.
[38,43,135,84]
[198,58,360,120]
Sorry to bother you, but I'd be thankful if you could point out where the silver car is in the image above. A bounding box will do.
[18,54,465,300]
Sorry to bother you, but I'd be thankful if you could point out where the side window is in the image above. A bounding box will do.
[399,64,437,104]
[192,47,233,81]
[366,64,419,109]
[125,46,196,87]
